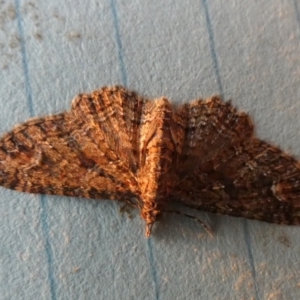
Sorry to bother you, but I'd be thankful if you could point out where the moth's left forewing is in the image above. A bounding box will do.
[0,87,144,203]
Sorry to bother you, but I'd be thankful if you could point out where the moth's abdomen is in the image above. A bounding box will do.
[138,98,177,235]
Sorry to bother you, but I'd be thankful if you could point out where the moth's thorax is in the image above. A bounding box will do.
[137,98,177,234]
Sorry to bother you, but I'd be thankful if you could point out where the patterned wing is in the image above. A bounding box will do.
[175,96,254,176]
[72,86,147,173]
[172,97,300,224]
[0,86,147,201]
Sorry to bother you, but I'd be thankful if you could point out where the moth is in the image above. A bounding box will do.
[0,86,300,236]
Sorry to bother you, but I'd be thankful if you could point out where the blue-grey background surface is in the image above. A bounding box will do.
[1,1,300,299]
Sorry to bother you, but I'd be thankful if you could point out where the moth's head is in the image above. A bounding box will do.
[150,97,173,121]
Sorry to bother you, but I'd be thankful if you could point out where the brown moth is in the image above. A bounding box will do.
[0,86,300,236]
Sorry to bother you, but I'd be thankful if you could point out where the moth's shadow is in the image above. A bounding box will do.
[108,201,224,241]
[150,203,223,241]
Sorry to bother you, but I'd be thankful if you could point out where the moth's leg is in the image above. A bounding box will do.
[125,198,139,208]
[163,210,213,236]
[119,197,140,217]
